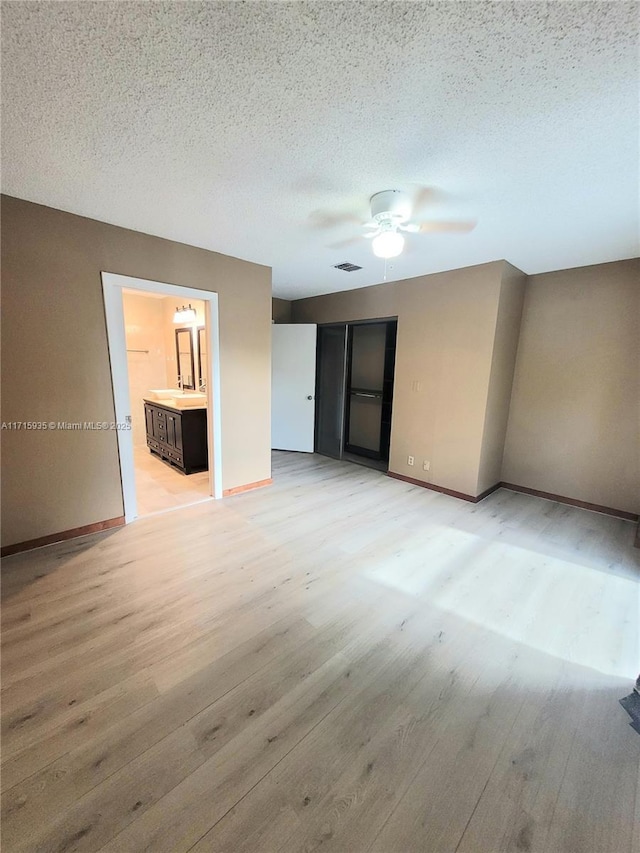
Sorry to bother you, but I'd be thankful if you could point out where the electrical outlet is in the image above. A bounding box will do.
[407,455,414,466]
[423,460,430,471]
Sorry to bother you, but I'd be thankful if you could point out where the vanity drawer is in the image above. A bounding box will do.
[148,439,182,467]
[153,410,166,435]
[164,449,183,466]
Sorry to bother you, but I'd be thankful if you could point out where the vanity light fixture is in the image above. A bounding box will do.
[173,304,197,323]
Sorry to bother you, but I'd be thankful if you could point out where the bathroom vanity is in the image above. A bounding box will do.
[143,400,208,475]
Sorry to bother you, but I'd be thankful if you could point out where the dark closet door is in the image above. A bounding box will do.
[314,324,347,458]
[344,320,397,462]
[380,321,397,459]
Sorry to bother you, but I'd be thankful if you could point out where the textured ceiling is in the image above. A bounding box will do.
[2,1,638,299]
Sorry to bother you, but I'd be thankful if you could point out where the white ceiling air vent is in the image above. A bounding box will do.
[333,262,362,272]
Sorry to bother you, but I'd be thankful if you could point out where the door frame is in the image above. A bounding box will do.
[102,272,223,522]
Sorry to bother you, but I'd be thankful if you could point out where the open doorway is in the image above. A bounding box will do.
[122,290,210,515]
[102,273,222,523]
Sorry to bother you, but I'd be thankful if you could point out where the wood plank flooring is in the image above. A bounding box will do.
[2,451,639,852]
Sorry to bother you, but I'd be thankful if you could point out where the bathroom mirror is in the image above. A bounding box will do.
[197,326,208,392]
[175,328,195,389]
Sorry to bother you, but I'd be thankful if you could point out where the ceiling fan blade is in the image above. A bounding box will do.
[411,185,444,215]
[327,236,363,249]
[416,219,477,233]
[308,209,362,230]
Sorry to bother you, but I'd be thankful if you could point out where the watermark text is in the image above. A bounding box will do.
[1,421,131,431]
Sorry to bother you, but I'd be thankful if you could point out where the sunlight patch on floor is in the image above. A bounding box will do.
[361,525,637,679]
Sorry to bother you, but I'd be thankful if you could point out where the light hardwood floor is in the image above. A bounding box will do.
[133,446,210,517]
[1,451,638,852]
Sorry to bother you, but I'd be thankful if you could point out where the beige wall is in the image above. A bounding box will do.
[502,259,640,515]
[476,263,527,494]
[122,292,169,448]
[272,297,292,323]
[293,262,513,497]
[1,195,272,547]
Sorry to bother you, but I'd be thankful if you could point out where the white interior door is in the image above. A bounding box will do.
[272,324,317,452]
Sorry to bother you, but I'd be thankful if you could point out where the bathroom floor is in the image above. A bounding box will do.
[133,445,211,516]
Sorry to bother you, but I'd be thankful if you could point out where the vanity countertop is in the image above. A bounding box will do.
[143,397,208,413]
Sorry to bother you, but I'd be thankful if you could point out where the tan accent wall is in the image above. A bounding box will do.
[272,297,292,323]
[476,263,527,494]
[293,262,514,497]
[1,195,272,548]
[502,259,640,515]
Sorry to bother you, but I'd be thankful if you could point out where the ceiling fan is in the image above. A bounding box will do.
[310,188,476,259]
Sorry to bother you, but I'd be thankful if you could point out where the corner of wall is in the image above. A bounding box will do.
[498,259,640,515]
[272,297,292,324]
[475,261,527,495]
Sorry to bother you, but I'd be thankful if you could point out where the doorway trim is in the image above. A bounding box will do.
[102,272,223,522]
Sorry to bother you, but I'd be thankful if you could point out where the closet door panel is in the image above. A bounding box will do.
[315,325,347,458]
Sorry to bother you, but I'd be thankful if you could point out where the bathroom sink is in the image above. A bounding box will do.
[168,393,207,409]
[146,389,181,400]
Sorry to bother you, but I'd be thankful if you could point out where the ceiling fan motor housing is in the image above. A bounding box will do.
[370,190,412,225]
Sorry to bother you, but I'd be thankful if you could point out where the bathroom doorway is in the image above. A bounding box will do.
[102,273,222,523]
[123,290,210,516]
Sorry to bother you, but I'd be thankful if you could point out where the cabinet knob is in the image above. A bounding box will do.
[307,395,313,400]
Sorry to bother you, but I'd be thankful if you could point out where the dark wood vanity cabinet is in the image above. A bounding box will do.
[144,401,208,474]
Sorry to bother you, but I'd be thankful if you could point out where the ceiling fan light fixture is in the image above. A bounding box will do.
[372,230,404,259]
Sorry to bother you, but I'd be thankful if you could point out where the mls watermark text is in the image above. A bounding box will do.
[1,421,131,431]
